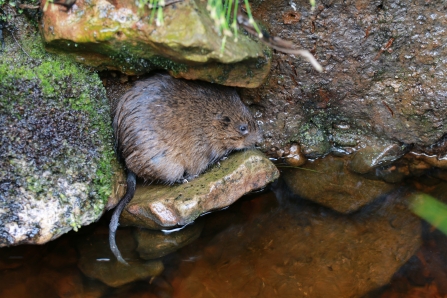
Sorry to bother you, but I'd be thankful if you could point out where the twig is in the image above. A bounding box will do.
[374,37,395,61]
[276,165,323,173]
[382,100,394,117]
[10,31,32,59]
[237,8,323,72]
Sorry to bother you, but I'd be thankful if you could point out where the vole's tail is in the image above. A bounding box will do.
[109,171,137,265]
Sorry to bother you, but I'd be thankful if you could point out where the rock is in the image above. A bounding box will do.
[40,0,271,88]
[41,237,78,269]
[0,243,47,271]
[349,143,410,174]
[422,180,447,204]
[407,152,447,170]
[282,143,307,167]
[0,243,87,297]
[77,228,164,287]
[106,280,169,298]
[82,278,110,298]
[297,123,331,158]
[358,217,447,296]
[0,266,44,298]
[169,188,421,298]
[40,268,85,298]
[0,9,120,246]
[373,164,409,184]
[135,221,204,260]
[120,150,279,229]
[431,169,447,183]
[0,232,109,298]
[331,122,359,148]
[280,155,396,213]
[240,0,447,157]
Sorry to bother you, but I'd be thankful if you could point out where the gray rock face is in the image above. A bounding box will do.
[120,150,279,229]
[242,0,447,157]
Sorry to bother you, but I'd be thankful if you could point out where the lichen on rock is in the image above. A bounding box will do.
[0,11,117,246]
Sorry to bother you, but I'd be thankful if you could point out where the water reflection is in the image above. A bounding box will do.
[1,174,447,297]
[166,185,421,298]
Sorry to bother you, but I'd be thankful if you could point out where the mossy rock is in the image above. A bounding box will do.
[0,9,119,246]
[39,0,271,88]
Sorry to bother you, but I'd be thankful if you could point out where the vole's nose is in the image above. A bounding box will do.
[255,133,264,147]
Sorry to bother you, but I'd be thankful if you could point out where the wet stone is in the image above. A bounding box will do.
[432,169,447,183]
[120,150,279,229]
[407,152,447,170]
[135,221,204,260]
[297,124,331,158]
[169,189,422,298]
[374,164,408,184]
[40,267,85,298]
[423,181,447,204]
[349,143,409,174]
[0,244,46,271]
[42,237,78,269]
[282,144,306,167]
[77,228,164,287]
[105,280,170,298]
[280,155,396,213]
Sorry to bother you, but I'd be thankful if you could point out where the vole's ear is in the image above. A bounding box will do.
[221,116,231,123]
[213,114,231,128]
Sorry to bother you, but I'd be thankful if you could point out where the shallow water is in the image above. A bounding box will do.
[1,174,447,297]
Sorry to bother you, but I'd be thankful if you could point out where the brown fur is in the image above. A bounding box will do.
[113,73,262,184]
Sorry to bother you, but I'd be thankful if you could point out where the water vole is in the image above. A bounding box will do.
[110,73,262,264]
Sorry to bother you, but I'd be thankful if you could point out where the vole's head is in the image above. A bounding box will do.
[212,103,263,151]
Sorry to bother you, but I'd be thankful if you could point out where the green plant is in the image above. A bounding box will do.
[410,193,447,235]
[136,0,165,26]
[207,0,262,52]
[109,0,320,69]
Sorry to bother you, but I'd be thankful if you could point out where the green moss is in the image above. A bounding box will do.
[0,29,115,206]
[149,55,188,75]
[216,65,232,83]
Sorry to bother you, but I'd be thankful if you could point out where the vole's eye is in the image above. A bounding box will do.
[239,124,249,135]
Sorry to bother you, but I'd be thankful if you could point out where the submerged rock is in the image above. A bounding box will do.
[135,221,204,260]
[40,0,271,88]
[77,228,164,287]
[0,10,119,246]
[407,152,447,170]
[280,155,396,213]
[120,150,279,229]
[0,234,108,298]
[169,189,421,298]
[349,143,410,174]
